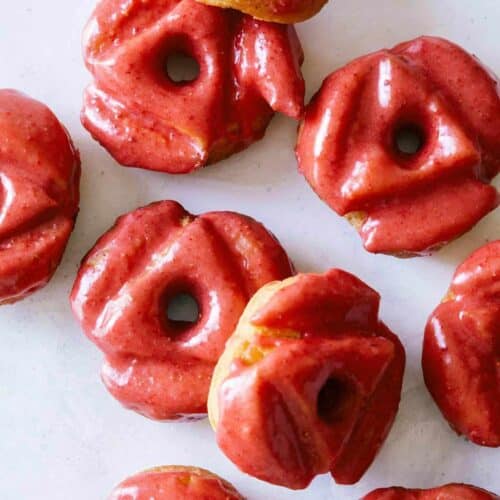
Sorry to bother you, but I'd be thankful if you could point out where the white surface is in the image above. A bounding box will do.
[1,1,499,499]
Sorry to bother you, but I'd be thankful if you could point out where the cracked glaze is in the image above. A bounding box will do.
[208,269,405,489]
[82,0,305,173]
[0,89,80,305]
[71,200,293,420]
[296,36,500,255]
[423,240,500,447]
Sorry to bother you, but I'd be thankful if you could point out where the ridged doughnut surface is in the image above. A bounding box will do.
[0,89,80,305]
[82,0,305,173]
[109,466,244,499]
[71,200,293,420]
[423,240,499,447]
[208,269,405,489]
[296,37,500,255]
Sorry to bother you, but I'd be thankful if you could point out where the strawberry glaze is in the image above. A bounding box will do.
[82,0,305,173]
[70,200,293,420]
[211,269,405,489]
[423,240,499,447]
[108,466,244,500]
[296,37,500,255]
[0,89,80,305]
[363,484,499,500]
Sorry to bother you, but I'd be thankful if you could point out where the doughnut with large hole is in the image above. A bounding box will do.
[82,0,305,174]
[71,200,293,420]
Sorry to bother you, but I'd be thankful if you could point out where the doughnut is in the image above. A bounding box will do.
[422,240,499,447]
[108,466,244,499]
[0,89,80,305]
[82,0,305,174]
[363,484,499,500]
[195,0,329,23]
[296,36,500,256]
[70,200,293,420]
[208,269,405,489]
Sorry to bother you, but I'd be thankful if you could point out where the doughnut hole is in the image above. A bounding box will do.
[159,36,201,85]
[160,287,201,337]
[317,378,356,424]
[165,51,200,83]
[393,123,426,157]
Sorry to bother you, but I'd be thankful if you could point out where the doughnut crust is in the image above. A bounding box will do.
[71,200,293,420]
[196,0,329,23]
[0,89,80,305]
[209,269,405,489]
[296,37,500,256]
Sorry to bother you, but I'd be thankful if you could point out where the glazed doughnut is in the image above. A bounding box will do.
[422,241,500,447]
[208,269,405,489]
[296,36,500,256]
[82,0,305,174]
[195,0,329,23]
[363,484,499,500]
[70,200,293,420]
[109,466,244,499]
[0,89,80,305]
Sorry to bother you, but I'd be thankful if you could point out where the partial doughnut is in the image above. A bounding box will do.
[208,269,405,488]
[0,89,80,305]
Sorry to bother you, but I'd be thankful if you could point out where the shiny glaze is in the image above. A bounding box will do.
[109,466,244,500]
[196,0,328,23]
[70,200,293,420]
[0,89,80,305]
[363,484,499,500]
[82,0,305,174]
[209,269,405,489]
[423,241,500,447]
[296,36,500,255]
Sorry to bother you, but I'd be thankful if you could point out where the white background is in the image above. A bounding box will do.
[1,1,499,499]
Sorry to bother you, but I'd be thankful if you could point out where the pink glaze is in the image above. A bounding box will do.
[296,36,500,255]
[215,269,405,488]
[109,466,244,499]
[363,484,499,500]
[0,89,80,305]
[70,200,293,420]
[423,241,500,447]
[82,0,305,174]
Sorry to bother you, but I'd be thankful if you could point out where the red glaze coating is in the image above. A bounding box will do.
[0,89,80,305]
[70,200,293,420]
[363,484,499,500]
[109,466,244,500]
[82,0,305,174]
[423,241,500,447]
[296,36,500,255]
[212,269,405,489]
